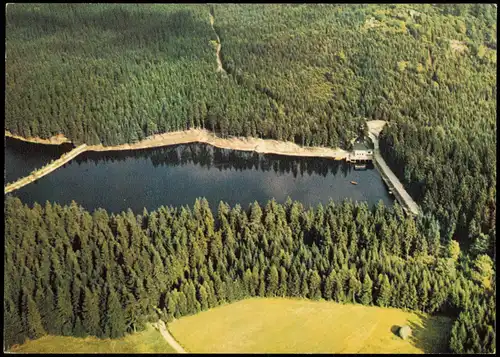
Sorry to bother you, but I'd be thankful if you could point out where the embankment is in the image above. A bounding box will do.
[5,129,348,159]
[85,129,349,159]
[5,144,87,194]
[5,130,71,145]
[366,121,421,215]
[4,129,348,192]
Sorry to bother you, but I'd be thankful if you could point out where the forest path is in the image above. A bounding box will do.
[152,320,187,353]
[209,12,226,73]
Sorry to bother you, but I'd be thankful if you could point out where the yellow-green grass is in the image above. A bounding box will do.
[9,324,176,354]
[169,297,452,354]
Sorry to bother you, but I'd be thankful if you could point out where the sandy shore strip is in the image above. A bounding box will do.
[5,129,349,160]
[5,130,71,145]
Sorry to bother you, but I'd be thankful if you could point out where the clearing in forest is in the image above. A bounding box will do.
[450,39,467,53]
[8,325,177,354]
[366,119,387,137]
[169,297,452,354]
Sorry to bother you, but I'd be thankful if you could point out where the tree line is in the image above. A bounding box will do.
[4,196,494,353]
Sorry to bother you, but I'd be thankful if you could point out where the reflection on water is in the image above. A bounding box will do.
[6,141,393,213]
[74,144,360,177]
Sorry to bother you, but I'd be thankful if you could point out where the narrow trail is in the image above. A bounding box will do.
[152,320,187,354]
[209,12,226,74]
[4,144,88,194]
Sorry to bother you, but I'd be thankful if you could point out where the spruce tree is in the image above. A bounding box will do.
[197,284,209,311]
[309,270,322,300]
[4,298,25,347]
[376,275,391,307]
[25,293,46,340]
[324,271,336,300]
[81,287,102,337]
[360,273,373,306]
[333,274,345,303]
[408,285,418,311]
[266,265,279,297]
[55,284,74,336]
[104,287,126,339]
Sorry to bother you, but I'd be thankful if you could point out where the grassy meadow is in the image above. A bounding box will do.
[8,324,176,354]
[169,297,452,354]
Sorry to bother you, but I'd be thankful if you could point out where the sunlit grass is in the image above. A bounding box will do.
[9,324,176,354]
[169,297,452,353]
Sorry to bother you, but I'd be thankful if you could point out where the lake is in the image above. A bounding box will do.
[5,138,394,213]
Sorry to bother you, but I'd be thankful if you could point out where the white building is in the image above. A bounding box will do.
[348,141,374,162]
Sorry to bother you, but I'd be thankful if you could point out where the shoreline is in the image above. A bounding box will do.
[5,129,349,160]
[5,130,71,145]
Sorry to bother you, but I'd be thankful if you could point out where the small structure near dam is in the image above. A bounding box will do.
[344,121,421,216]
[347,140,374,164]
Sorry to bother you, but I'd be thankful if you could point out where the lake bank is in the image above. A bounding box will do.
[5,130,71,145]
[5,129,349,160]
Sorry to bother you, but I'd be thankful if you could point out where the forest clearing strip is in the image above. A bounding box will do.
[207,12,285,105]
[209,12,226,73]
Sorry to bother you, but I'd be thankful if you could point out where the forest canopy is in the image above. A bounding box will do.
[4,4,496,354]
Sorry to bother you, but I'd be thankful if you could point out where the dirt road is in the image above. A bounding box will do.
[153,320,187,354]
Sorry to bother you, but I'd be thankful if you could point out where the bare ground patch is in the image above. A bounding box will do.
[450,39,467,54]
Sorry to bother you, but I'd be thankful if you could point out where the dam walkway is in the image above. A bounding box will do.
[5,144,87,194]
[367,123,421,216]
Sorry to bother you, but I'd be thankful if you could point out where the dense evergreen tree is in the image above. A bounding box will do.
[82,287,101,337]
[360,273,373,306]
[376,274,391,308]
[24,292,46,340]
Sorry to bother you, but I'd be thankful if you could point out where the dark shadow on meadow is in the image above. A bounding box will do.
[406,312,453,354]
[390,325,400,337]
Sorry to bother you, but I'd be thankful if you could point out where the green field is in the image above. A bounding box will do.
[169,297,452,354]
[8,324,176,354]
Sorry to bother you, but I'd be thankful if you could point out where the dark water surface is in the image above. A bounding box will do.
[5,139,394,213]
